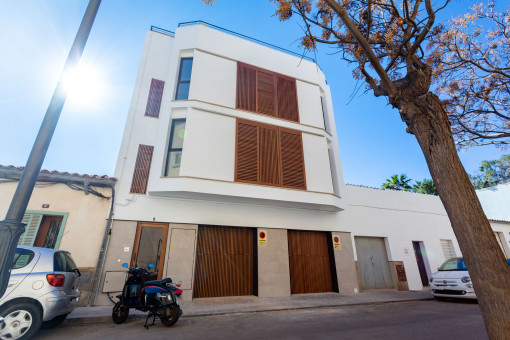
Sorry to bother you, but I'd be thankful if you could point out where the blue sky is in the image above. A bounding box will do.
[0,0,506,188]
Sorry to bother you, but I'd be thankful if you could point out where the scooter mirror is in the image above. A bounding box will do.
[122,263,129,268]
[148,263,155,269]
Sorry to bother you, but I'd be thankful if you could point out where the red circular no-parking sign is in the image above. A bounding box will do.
[259,231,266,239]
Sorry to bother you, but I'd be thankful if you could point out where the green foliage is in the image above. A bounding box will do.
[470,154,510,189]
[381,174,438,195]
[413,179,438,195]
[381,174,412,191]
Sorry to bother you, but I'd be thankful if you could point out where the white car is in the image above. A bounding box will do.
[429,257,476,299]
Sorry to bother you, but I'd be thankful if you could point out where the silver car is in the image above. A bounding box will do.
[0,246,80,339]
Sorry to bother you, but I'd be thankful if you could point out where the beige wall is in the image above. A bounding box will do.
[0,181,111,268]
[257,228,291,297]
[332,232,359,294]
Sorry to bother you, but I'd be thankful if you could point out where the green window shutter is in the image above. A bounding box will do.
[18,213,43,246]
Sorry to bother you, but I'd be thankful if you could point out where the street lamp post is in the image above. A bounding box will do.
[0,0,101,301]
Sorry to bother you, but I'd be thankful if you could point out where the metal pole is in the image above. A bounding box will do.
[0,0,101,300]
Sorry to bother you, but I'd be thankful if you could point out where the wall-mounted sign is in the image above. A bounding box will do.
[258,230,267,246]
[332,234,341,249]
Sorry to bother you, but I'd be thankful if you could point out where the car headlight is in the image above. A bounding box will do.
[429,277,433,283]
[461,276,471,283]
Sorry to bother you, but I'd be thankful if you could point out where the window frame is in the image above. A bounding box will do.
[165,118,186,177]
[175,57,193,100]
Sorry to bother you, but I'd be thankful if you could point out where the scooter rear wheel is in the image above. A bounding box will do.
[112,301,129,324]
[160,304,180,327]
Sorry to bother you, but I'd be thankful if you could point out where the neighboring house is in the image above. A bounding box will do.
[0,165,116,306]
[476,180,510,222]
[96,22,510,305]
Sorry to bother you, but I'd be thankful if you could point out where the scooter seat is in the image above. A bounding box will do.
[144,278,172,286]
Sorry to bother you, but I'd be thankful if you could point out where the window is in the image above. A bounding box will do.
[18,213,66,249]
[145,78,165,118]
[328,142,340,196]
[54,252,78,273]
[440,239,456,260]
[235,118,306,189]
[12,248,35,270]
[175,58,193,100]
[320,94,331,133]
[165,119,186,176]
[236,62,299,122]
[130,144,154,194]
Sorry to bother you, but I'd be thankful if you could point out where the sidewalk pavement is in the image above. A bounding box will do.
[67,290,433,325]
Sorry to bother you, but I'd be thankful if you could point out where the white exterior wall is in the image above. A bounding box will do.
[341,185,510,291]
[476,181,510,221]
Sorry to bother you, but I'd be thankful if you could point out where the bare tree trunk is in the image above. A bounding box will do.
[400,92,510,339]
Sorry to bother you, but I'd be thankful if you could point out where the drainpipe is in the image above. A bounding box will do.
[89,186,115,306]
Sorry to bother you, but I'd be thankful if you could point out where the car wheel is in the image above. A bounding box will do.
[40,314,68,329]
[0,302,42,340]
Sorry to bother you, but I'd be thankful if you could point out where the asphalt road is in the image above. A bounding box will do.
[34,299,487,340]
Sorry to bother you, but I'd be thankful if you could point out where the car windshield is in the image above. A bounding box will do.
[438,258,467,271]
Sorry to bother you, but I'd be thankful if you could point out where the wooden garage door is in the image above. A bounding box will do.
[193,226,256,298]
[288,230,335,294]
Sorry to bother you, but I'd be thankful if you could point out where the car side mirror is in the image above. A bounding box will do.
[148,263,155,269]
[122,263,129,268]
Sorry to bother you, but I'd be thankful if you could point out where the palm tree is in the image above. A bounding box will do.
[381,174,412,191]
[413,179,438,195]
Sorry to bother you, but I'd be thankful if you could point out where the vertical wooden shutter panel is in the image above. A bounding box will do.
[18,214,43,246]
[130,144,154,194]
[145,79,165,118]
[277,76,299,122]
[280,130,306,189]
[236,123,258,182]
[259,126,280,185]
[236,64,256,112]
[257,71,276,116]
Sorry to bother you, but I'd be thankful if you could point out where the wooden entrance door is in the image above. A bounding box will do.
[131,222,168,280]
[34,216,63,248]
[193,226,255,298]
[412,241,429,287]
[288,230,335,294]
[354,237,394,290]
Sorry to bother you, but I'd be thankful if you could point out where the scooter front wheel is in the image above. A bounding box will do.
[112,301,130,324]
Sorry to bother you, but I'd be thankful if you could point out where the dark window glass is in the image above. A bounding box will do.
[165,119,186,176]
[42,219,62,249]
[12,249,35,270]
[175,58,193,100]
[54,252,78,272]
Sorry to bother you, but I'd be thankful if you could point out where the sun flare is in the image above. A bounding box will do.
[61,64,105,106]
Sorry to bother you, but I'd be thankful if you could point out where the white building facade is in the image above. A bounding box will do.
[97,22,510,304]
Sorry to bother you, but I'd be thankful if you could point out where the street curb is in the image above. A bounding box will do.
[64,297,434,326]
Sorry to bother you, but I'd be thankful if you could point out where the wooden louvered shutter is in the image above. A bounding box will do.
[236,63,257,112]
[280,128,306,189]
[145,79,165,118]
[235,121,258,183]
[259,125,280,185]
[277,76,299,122]
[257,71,277,117]
[130,144,154,194]
[18,213,43,246]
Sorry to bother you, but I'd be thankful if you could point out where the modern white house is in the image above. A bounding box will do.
[96,22,510,305]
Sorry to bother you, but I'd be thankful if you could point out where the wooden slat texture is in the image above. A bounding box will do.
[235,123,258,182]
[277,76,299,122]
[236,64,257,112]
[288,230,334,294]
[259,126,280,185]
[193,226,255,298]
[257,71,276,116]
[280,130,306,189]
[129,144,154,194]
[144,79,165,118]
